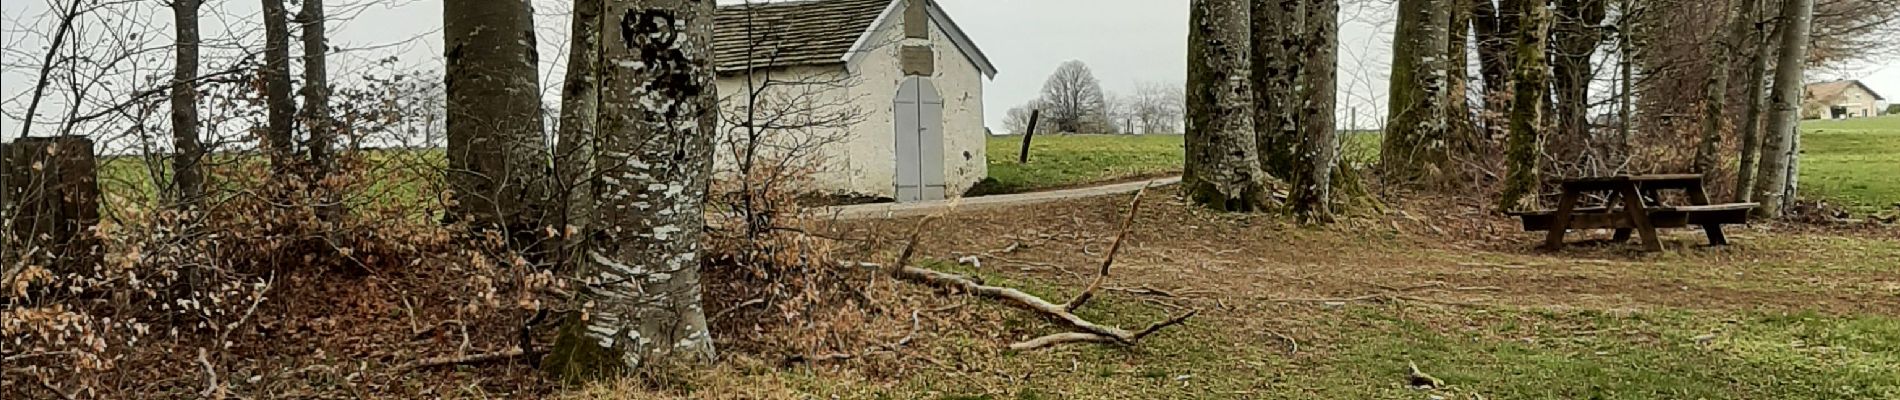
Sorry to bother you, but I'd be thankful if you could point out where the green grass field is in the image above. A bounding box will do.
[984,121,1899,212]
[1801,115,1900,212]
[975,134,1188,195]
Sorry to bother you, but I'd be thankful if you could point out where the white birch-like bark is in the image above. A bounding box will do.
[546,0,717,377]
[1753,0,1814,217]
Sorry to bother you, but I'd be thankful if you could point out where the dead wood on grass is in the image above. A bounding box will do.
[870,187,1198,351]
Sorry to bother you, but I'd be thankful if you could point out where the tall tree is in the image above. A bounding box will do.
[1382,0,1453,184]
[1038,60,1107,133]
[300,0,334,185]
[1252,0,1302,175]
[1185,0,1273,212]
[1500,0,1552,211]
[1753,0,1814,216]
[299,0,340,220]
[1694,0,1743,176]
[169,0,204,204]
[444,0,551,234]
[553,0,602,268]
[1474,0,1522,143]
[1293,0,1340,220]
[1550,0,1605,173]
[1733,0,1774,201]
[261,0,296,176]
[1446,0,1480,156]
[544,0,718,377]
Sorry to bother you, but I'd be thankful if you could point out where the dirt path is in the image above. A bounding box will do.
[818,176,1180,219]
[830,186,1900,317]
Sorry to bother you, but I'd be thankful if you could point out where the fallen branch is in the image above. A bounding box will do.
[1066,185,1148,312]
[711,298,765,322]
[197,348,224,399]
[876,188,1194,351]
[395,347,531,372]
[1108,285,1180,298]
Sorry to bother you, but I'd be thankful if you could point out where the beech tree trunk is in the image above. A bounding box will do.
[1382,0,1452,184]
[553,0,602,268]
[444,0,551,235]
[1733,0,1773,202]
[300,0,334,186]
[1551,0,1605,175]
[261,0,296,176]
[1696,0,1754,177]
[1292,0,1340,220]
[1446,0,1479,156]
[544,0,717,378]
[1500,0,1551,212]
[1251,0,1302,176]
[1185,0,1273,212]
[1752,0,1813,217]
[170,0,204,204]
[1474,0,1520,145]
[300,0,338,218]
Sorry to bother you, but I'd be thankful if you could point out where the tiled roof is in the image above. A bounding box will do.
[713,0,891,72]
[1805,80,1885,102]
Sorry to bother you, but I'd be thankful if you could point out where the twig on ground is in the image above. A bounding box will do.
[711,298,765,322]
[888,309,923,349]
[1066,185,1148,312]
[219,273,274,348]
[1108,284,1179,298]
[872,187,1194,351]
[395,347,532,372]
[1265,330,1299,355]
[29,369,77,400]
[198,348,224,398]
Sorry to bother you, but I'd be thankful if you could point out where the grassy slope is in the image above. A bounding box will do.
[1801,115,1900,212]
[976,135,1187,195]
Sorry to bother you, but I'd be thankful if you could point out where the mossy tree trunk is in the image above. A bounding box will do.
[1732,0,1773,202]
[1186,0,1274,212]
[444,0,551,235]
[1292,0,1340,221]
[1500,0,1552,212]
[553,0,602,270]
[1381,0,1452,185]
[1752,0,1812,217]
[544,0,717,380]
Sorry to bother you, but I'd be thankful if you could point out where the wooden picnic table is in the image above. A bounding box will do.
[1513,174,1758,252]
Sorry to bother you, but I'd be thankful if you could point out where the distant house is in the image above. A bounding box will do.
[1803,80,1886,119]
[712,0,997,202]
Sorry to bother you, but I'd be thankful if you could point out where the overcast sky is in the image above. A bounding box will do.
[3,0,1897,139]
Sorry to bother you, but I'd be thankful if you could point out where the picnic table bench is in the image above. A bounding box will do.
[1510,174,1757,251]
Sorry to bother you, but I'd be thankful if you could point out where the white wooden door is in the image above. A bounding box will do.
[894,77,946,202]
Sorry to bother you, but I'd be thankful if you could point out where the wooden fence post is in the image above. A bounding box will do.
[3,136,101,270]
[1018,109,1040,164]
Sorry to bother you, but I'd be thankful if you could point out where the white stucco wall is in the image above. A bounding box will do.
[842,1,988,199]
[712,2,988,199]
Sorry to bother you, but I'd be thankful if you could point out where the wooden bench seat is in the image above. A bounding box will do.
[1516,174,1750,251]
[1517,203,1758,232]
